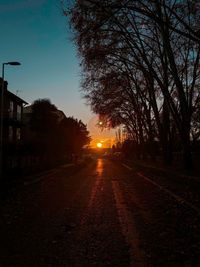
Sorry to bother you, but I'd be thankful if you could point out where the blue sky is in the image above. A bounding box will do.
[0,0,115,140]
[0,0,92,122]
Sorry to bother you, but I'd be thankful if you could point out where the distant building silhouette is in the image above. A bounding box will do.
[23,104,66,123]
[23,104,67,142]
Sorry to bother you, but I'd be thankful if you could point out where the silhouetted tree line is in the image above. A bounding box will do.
[22,99,90,170]
[62,0,200,169]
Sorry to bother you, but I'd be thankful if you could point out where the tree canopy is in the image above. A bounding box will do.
[62,0,200,169]
[29,99,90,161]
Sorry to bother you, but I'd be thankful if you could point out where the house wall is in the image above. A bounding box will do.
[3,95,23,144]
[0,78,27,176]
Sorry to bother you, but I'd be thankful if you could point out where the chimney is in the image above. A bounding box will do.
[0,77,8,90]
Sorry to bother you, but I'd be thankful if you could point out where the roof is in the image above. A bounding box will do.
[5,90,28,105]
[24,105,32,113]
[52,110,66,122]
[0,78,28,105]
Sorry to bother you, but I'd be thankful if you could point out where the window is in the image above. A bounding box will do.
[17,105,21,121]
[9,126,13,141]
[9,101,13,118]
[16,128,21,140]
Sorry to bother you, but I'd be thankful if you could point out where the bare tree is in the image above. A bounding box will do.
[62,0,200,168]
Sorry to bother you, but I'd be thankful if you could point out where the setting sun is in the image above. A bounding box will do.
[97,142,102,148]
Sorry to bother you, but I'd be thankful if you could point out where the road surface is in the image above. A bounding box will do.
[0,158,200,266]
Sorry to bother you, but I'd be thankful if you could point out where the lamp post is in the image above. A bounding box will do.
[0,62,21,178]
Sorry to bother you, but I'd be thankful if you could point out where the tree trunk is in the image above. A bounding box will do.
[182,129,193,170]
[162,100,173,165]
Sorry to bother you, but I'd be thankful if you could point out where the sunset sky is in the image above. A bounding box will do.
[0,0,115,143]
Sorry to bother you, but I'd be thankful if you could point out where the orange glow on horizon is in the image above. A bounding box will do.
[89,138,115,148]
[97,142,102,148]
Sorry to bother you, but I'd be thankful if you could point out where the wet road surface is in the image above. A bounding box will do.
[0,158,200,266]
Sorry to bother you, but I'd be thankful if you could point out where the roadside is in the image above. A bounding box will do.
[0,158,91,201]
[121,158,200,210]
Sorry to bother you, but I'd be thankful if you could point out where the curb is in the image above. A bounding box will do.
[122,163,200,216]
[123,161,200,182]
[23,163,76,186]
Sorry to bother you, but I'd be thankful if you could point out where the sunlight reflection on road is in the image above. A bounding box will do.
[88,158,103,207]
[96,158,103,176]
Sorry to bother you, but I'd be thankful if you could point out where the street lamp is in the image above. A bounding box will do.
[0,61,21,178]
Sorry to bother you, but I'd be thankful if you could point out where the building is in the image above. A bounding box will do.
[0,78,28,174]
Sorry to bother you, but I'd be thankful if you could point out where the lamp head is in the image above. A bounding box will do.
[6,62,21,66]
